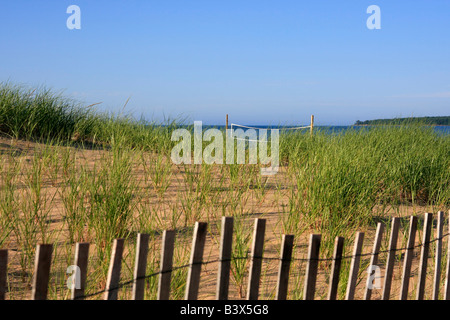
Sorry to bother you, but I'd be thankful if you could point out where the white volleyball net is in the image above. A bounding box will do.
[229,123,311,143]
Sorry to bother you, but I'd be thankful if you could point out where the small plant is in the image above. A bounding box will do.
[142,152,172,199]
[230,217,252,298]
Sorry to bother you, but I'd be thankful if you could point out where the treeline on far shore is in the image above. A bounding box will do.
[355,116,450,126]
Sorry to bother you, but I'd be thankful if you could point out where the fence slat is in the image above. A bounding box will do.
[31,244,53,300]
[216,216,234,300]
[158,230,175,300]
[185,222,208,300]
[132,233,150,300]
[276,234,294,300]
[432,211,444,300]
[399,216,418,300]
[364,222,385,300]
[381,217,400,300]
[416,212,433,300]
[246,218,266,300]
[0,250,7,300]
[71,242,90,300]
[104,238,125,300]
[327,236,345,300]
[445,210,450,300]
[304,234,321,300]
[345,232,364,300]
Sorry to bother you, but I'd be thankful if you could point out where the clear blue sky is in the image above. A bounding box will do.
[1,1,450,125]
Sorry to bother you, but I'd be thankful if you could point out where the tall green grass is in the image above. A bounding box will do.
[0,82,180,152]
[0,83,90,141]
[280,124,449,257]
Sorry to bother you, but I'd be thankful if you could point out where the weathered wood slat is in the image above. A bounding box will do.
[216,216,234,300]
[327,236,345,300]
[399,216,418,300]
[364,222,385,300]
[246,218,266,300]
[381,217,400,300]
[304,234,321,300]
[416,213,433,300]
[32,244,53,300]
[185,222,208,300]
[0,250,7,300]
[445,210,450,300]
[104,239,125,300]
[132,233,150,300]
[345,232,364,300]
[276,234,294,300]
[432,211,444,300]
[158,230,176,300]
[71,242,90,300]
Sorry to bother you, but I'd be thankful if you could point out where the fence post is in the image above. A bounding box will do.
[132,233,150,300]
[0,250,7,300]
[246,218,266,300]
[304,234,321,300]
[216,217,234,300]
[416,213,433,300]
[31,244,53,300]
[104,238,125,300]
[399,216,418,300]
[226,114,229,137]
[276,234,294,300]
[381,217,400,300]
[327,236,345,300]
[158,230,175,300]
[71,242,90,300]
[432,211,444,300]
[345,232,364,300]
[185,222,208,300]
[445,210,450,300]
[364,222,385,300]
[310,115,314,137]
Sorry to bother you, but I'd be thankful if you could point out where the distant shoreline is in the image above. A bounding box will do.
[353,124,450,127]
[354,116,450,126]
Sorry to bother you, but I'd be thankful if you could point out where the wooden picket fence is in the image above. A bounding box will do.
[0,211,449,300]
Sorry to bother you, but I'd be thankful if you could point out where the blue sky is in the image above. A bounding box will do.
[1,1,450,125]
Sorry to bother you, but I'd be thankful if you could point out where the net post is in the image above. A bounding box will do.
[226,114,229,137]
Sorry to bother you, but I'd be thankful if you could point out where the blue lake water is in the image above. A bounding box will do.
[203,125,450,135]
